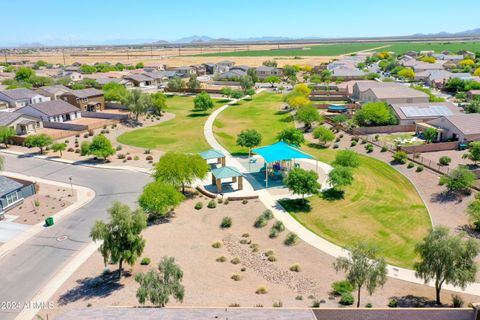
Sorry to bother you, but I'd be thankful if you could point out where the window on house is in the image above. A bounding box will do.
[5,191,19,206]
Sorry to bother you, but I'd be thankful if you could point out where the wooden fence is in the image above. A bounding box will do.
[351,124,416,135]
[400,141,459,154]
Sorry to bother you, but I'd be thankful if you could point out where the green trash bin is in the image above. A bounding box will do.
[45,216,54,226]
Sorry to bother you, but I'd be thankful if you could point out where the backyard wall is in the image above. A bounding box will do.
[351,124,416,135]
[82,111,128,121]
[400,141,459,154]
[165,88,224,94]
[43,121,88,132]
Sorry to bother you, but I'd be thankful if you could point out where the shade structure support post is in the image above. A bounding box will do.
[265,161,268,189]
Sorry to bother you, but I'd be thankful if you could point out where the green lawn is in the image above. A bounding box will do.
[377,132,425,147]
[214,92,431,268]
[193,41,480,57]
[213,92,293,155]
[117,95,225,153]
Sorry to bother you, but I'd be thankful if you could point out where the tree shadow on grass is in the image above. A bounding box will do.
[320,189,345,201]
[390,295,438,308]
[187,111,210,118]
[279,115,294,123]
[307,142,328,150]
[57,271,124,306]
[278,199,312,213]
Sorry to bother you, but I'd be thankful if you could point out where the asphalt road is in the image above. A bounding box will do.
[0,154,151,320]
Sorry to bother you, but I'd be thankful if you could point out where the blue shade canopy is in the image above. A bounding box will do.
[211,166,243,180]
[200,149,225,160]
[252,141,314,163]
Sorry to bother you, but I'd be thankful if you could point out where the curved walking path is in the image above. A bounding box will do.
[203,94,480,297]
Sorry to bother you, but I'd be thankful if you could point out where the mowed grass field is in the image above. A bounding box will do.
[117,95,225,153]
[213,92,293,155]
[194,41,480,57]
[214,92,431,267]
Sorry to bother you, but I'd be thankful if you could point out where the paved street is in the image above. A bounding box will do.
[0,154,151,320]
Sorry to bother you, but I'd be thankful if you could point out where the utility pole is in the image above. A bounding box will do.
[62,48,66,65]
[3,49,7,64]
[150,46,153,58]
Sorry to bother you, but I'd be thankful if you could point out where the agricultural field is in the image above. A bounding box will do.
[117,95,225,153]
[194,41,480,57]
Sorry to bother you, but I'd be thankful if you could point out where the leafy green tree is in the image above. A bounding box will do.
[313,126,335,146]
[467,195,480,231]
[465,100,480,114]
[24,134,52,154]
[90,202,147,278]
[423,127,438,143]
[245,88,256,97]
[398,67,415,80]
[0,126,16,148]
[264,75,280,86]
[135,62,144,69]
[103,82,128,102]
[365,73,379,80]
[415,226,479,305]
[153,152,208,194]
[239,75,253,91]
[283,64,299,79]
[126,89,152,121]
[353,102,397,127]
[334,243,387,308]
[464,141,480,164]
[334,150,360,168]
[135,256,185,307]
[187,74,200,89]
[88,134,116,160]
[79,65,96,74]
[328,166,354,190]
[236,129,262,157]
[231,90,244,99]
[296,105,322,130]
[151,92,167,115]
[28,75,54,87]
[139,181,185,219]
[283,168,320,201]
[167,77,185,90]
[193,92,214,111]
[51,142,67,157]
[439,166,475,193]
[262,60,278,67]
[15,67,34,81]
[221,87,233,98]
[276,128,305,146]
[247,68,258,83]
[392,151,408,164]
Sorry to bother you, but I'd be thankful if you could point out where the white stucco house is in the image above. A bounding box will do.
[0,88,50,109]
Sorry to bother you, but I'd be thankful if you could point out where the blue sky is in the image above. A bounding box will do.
[2,0,480,46]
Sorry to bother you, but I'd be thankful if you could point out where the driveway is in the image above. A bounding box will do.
[0,217,31,243]
[0,154,151,320]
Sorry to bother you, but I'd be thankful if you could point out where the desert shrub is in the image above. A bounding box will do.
[351,141,357,147]
[392,151,408,164]
[311,300,321,307]
[207,200,216,208]
[211,241,222,248]
[140,257,151,265]
[335,137,340,143]
[250,243,259,252]
[289,263,301,272]
[146,155,153,161]
[284,232,299,246]
[194,202,203,210]
[416,165,424,172]
[133,155,139,160]
[242,233,249,238]
[231,274,241,281]
[333,143,339,149]
[388,298,398,308]
[272,220,285,232]
[126,156,132,160]
[381,146,388,152]
[365,143,374,153]
[439,156,452,166]
[239,239,249,244]
[296,295,303,300]
[216,256,226,262]
[452,294,464,308]
[220,216,232,228]
[254,216,267,228]
[88,129,94,136]
[331,280,353,296]
[83,133,89,138]
[116,145,122,151]
[264,250,275,257]
[256,286,268,294]
[229,303,240,307]
[269,228,279,238]
[224,199,229,205]
[407,162,414,169]
[365,302,373,308]
[144,149,151,154]
[339,292,354,305]
[217,197,223,204]
[267,255,277,262]
[67,147,74,152]
[242,199,248,204]
[230,257,240,265]
[117,153,125,159]
[75,149,80,153]
[272,300,283,308]
[262,209,273,220]
[240,267,246,272]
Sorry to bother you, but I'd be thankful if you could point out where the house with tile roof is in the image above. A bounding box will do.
[0,88,50,109]
[17,100,81,122]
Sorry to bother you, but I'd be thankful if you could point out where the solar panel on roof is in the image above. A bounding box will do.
[400,106,453,118]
